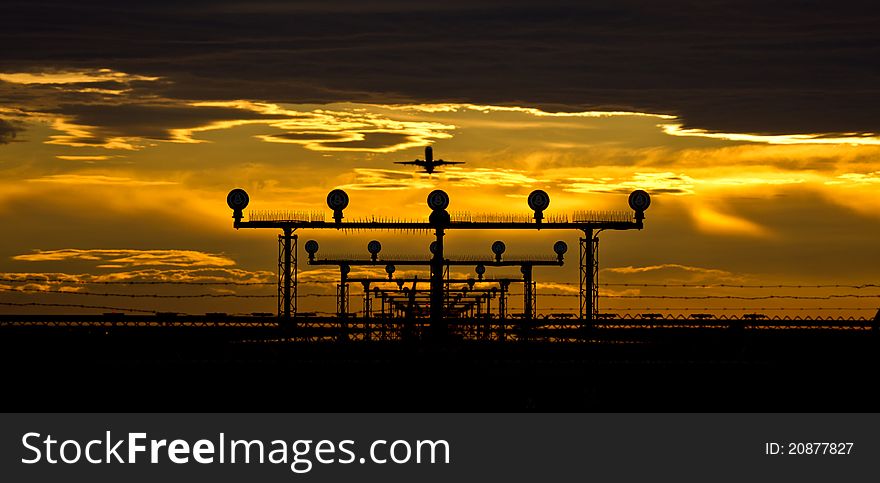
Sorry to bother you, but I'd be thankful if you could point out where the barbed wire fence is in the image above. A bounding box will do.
[1,276,878,319]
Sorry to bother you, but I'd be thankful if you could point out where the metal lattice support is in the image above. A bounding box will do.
[277,232,298,320]
[292,234,298,318]
[362,282,372,319]
[578,230,599,321]
[443,264,451,314]
[277,235,283,317]
[336,283,350,318]
[430,227,446,337]
[592,235,599,318]
[499,281,509,320]
[362,282,372,341]
[531,280,538,318]
[522,265,535,320]
[579,233,589,320]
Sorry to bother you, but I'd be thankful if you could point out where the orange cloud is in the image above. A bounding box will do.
[26,175,178,186]
[13,249,236,268]
[0,69,158,85]
[660,123,880,146]
[690,206,772,238]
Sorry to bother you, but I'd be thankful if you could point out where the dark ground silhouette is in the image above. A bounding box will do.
[2,314,877,412]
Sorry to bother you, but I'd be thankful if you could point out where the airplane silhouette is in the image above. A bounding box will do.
[395,146,464,174]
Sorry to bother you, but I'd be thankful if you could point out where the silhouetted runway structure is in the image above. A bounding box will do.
[2,187,878,411]
[305,237,566,320]
[226,187,650,330]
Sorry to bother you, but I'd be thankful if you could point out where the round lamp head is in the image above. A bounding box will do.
[327,189,350,211]
[628,190,651,211]
[304,240,319,255]
[426,189,450,211]
[527,189,550,211]
[553,241,568,255]
[226,189,250,210]
[491,241,506,256]
[475,264,486,275]
[367,240,382,255]
[385,264,396,275]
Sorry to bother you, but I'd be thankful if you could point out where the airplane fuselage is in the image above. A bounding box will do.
[394,146,463,174]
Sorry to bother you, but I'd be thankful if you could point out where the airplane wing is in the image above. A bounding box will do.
[436,160,464,165]
[394,160,423,166]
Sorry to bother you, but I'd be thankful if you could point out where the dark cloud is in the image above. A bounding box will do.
[321,132,413,149]
[263,131,414,149]
[0,119,24,144]
[1,1,879,134]
[268,132,350,141]
[65,80,130,91]
[47,103,287,142]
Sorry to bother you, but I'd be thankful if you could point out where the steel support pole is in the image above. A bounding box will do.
[485,293,492,321]
[362,282,371,319]
[337,270,349,341]
[499,281,508,320]
[592,235,599,319]
[523,264,534,320]
[430,226,446,338]
[579,229,593,322]
[338,277,348,318]
[277,235,282,317]
[522,265,533,341]
[292,235,298,318]
[362,281,371,341]
[499,280,508,341]
[282,228,293,320]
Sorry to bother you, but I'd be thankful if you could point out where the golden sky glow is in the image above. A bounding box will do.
[2,69,880,317]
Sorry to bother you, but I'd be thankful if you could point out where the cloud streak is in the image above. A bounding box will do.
[0,69,158,86]
[13,249,236,268]
[26,175,178,186]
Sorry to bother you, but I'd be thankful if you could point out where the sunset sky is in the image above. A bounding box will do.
[1,1,879,317]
